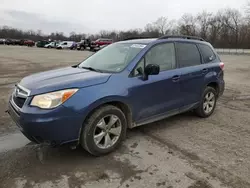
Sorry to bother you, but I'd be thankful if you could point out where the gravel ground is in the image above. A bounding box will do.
[0,46,250,188]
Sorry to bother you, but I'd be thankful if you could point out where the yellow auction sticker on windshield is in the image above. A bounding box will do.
[131,44,146,48]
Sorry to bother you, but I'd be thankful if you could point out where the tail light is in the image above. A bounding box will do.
[219,62,224,70]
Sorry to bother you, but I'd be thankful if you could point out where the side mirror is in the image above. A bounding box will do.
[145,64,160,75]
[143,64,160,80]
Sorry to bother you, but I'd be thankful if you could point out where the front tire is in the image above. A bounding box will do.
[81,105,127,156]
[195,86,217,118]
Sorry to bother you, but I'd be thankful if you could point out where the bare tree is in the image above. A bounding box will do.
[144,23,161,37]
[178,14,197,35]
[144,23,156,33]
[220,9,242,48]
[196,11,213,39]
[153,17,172,35]
[208,13,223,47]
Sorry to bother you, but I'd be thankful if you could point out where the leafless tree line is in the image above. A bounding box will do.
[1,7,250,48]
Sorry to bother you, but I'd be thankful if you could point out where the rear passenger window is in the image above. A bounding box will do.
[198,44,216,63]
[176,43,201,68]
[145,43,176,71]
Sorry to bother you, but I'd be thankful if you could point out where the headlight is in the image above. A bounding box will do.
[30,89,78,109]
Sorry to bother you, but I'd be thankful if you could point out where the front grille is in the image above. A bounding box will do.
[12,85,30,109]
[13,95,26,108]
[16,86,29,96]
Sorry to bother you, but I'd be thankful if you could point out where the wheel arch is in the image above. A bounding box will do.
[78,97,133,144]
[86,99,132,128]
[206,82,219,96]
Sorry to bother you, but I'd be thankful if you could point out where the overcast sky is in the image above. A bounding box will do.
[0,0,247,35]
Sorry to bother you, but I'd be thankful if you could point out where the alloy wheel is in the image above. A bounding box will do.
[93,115,122,149]
[203,92,215,114]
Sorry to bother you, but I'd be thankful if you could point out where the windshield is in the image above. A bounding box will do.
[79,43,146,72]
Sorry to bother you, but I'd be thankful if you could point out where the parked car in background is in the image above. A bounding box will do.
[18,39,26,46]
[11,39,19,45]
[36,40,50,48]
[70,42,77,50]
[0,39,6,44]
[24,40,35,47]
[90,38,112,51]
[56,41,75,49]
[5,39,15,45]
[7,35,225,156]
[45,41,59,48]
[77,39,91,50]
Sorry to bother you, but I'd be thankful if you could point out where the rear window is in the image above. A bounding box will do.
[198,44,216,63]
[176,43,201,68]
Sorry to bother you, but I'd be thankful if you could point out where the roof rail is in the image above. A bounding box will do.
[123,36,153,41]
[158,35,205,41]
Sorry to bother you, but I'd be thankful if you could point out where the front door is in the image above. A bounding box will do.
[128,42,182,122]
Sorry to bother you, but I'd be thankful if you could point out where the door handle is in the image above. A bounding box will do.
[172,75,180,82]
[202,68,208,74]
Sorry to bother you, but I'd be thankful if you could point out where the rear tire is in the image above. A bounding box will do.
[195,86,217,118]
[81,105,127,156]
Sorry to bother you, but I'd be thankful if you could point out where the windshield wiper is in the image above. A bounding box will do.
[80,66,103,73]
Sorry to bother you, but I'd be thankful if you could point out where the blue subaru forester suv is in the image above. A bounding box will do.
[8,35,225,156]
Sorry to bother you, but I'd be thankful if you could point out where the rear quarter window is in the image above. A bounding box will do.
[176,43,201,68]
[198,44,216,63]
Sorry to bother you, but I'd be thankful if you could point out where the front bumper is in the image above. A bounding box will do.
[8,98,83,146]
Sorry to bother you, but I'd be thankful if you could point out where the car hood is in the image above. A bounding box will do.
[19,66,111,96]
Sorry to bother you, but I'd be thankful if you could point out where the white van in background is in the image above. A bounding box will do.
[44,41,59,48]
[56,41,76,50]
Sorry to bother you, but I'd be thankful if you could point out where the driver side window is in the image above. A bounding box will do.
[133,42,176,77]
[145,43,176,71]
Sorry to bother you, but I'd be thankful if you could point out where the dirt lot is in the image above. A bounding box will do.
[0,46,250,188]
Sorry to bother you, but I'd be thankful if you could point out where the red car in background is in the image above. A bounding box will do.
[24,40,35,47]
[90,38,112,51]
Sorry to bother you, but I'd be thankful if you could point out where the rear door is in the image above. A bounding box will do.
[175,42,204,108]
[198,43,224,94]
